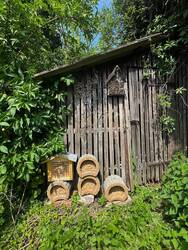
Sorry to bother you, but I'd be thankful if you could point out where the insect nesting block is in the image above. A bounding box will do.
[44,153,77,182]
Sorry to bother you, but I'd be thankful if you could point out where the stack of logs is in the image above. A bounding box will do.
[77,154,100,200]
[45,154,130,205]
[45,154,77,204]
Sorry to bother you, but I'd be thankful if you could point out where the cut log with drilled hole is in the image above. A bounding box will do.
[104,175,128,202]
[47,180,71,203]
[78,176,100,196]
[77,154,100,178]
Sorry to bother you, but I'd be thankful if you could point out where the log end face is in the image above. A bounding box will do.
[47,181,71,203]
[78,176,100,196]
[105,185,128,202]
[77,154,100,178]
[104,175,128,202]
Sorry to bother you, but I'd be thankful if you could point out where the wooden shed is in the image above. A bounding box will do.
[35,33,187,190]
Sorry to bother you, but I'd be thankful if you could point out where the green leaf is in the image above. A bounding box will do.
[18,68,24,80]
[0,122,9,127]
[172,238,179,249]
[10,107,16,117]
[0,166,6,175]
[25,173,30,182]
[0,146,8,154]
[184,197,188,206]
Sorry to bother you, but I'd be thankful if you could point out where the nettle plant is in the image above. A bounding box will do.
[0,70,71,225]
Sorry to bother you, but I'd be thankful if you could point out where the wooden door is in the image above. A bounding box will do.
[65,69,132,189]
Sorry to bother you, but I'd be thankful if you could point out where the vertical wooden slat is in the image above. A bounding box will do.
[64,93,69,151]
[103,69,109,178]
[98,71,104,182]
[74,84,81,157]
[67,87,74,153]
[129,68,139,121]
[128,67,141,183]
[177,66,181,152]
[158,85,164,178]
[162,86,168,166]
[135,66,141,184]
[148,82,154,182]
[113,97,120,175]
[173,70,178,152]
[139,67,146,184]
[93,71,98,160]
[182,64,187,152]
[152,80,160,182]
[178,64,183,153]
[86,73,92,154]
[80,79,86,155]
[124,80,133,190]
[119,96,126,181]
[184,62,188,154]
[108,96,114,175]
[144,82,151,182]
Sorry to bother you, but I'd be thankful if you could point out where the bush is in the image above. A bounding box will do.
[162,153,188,249]
[0,72,71,226]
[0,187,173,250]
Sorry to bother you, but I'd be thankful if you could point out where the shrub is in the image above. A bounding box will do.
[0,72,71,226]
[162,153,188,249]
[0,187,173,250]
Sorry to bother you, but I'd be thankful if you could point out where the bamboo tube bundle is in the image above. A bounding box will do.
[47,180,71,203]
[78,176,100,196]
[77,154,100,178]
[104,175,128,202]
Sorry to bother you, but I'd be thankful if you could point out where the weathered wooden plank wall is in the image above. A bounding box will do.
[172,56,188,155]
[64,64,132,189]
[64,53,187,187]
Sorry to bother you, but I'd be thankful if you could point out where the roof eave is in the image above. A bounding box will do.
[34,33,165,80]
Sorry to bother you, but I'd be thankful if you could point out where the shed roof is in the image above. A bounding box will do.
[34,33,164,80]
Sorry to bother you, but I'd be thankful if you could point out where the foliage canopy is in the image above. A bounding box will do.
[99,0,188,49]
[0,0,98,225]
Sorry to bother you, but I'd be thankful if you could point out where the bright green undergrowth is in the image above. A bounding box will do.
[0,186,173,250]
[1,153,188,250]
[161,153,188,249]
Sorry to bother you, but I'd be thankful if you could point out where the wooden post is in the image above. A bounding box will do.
[124,81,134,191]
